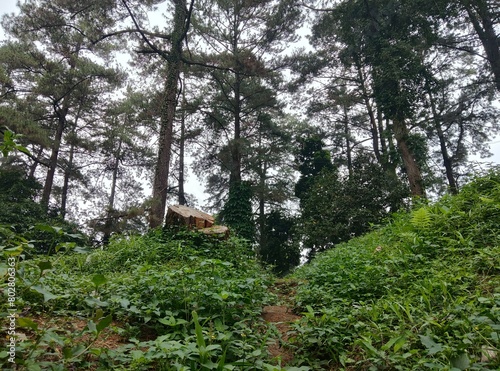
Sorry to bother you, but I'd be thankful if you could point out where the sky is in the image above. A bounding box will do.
[1,0,500,208]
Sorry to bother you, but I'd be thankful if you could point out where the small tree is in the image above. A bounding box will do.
[259,210,300,276]
[218,181,255,242]
[300,152,408,259]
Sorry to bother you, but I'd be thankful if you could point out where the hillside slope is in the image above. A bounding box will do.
[288,170,500,370]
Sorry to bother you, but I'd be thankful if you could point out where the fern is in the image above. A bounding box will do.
[411,207,432,230]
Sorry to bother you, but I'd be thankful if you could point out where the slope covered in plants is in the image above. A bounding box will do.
[1,229,303,370]
[289,170,500,370]
[2,171,500,370]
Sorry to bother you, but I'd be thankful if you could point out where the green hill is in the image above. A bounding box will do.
[288,170,500,370]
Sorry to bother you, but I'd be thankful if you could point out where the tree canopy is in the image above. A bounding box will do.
[1,0,499,268]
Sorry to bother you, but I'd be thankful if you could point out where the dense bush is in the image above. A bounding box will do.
[0,167,87,256]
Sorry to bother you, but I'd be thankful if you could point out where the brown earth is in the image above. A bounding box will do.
[261,279,302,366]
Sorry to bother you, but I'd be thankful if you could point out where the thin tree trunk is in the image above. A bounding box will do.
[257,126,266,253]
[60,140,74,218]
[109,138,122,211]
[230,8,242,186]
[150,0,188,228]
[61,107,83,218]
[28,147,44,178]
[41,107,68,208]
[41,43,80,209]
[178,84,187,205]
[343,104,352,178]
[102,137,122,244]
[377,109,388,160]
[356,61,381,162]
[428,92,458,194]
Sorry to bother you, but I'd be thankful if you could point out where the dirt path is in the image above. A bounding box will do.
[262,279,302,366]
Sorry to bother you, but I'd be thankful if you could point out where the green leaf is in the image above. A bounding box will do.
[25,361,42,371]
[159,316,189,326]
[92,308,104,322]
[381,336,399,351]
[96,314,113,333]
[419,335,443,355]
[393,337,407,352]
[37,260,52,273]
[34,224,57,233]
[359,336,380,356]
[119,298,130,308]
[205,344,221,352]
[84,297,109,307]
[451,353,470,370]
[131,349,145,360]
[17,317,38,331]
[87,320,97,333]
[31,285,57,302]
[91,274,107,287]
[62,344,85,359]
[192,311,206,349]
[55,242,75,252]
[73,246,90,254]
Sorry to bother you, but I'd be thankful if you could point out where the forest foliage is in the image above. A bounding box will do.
[0,0,499,369]
[0,0,498,259]
[289,169,500,370]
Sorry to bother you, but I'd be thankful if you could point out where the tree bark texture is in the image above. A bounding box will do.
[60,139,75,218]
[41,105,68,208]
[392,118,425,197]
[463,0,500,91]
[178,85,187,206]
[150,0,188,228]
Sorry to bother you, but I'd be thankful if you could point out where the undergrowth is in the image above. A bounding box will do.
[2,170,500,370]
[289,170,500,370]
[0,228,298,370]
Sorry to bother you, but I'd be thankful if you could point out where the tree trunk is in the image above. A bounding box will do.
[41,106,68,208]
[28,146,44,178]
[230,9,242,186]
[149,0,188,228]
[343,103,353,178]
[109,138,122,211]
[102,137,122,243]
[178,80,187,205]
[257,126,267,254]
[41,43,79,209]
[377,109,388,160]
[392,118,425,197]
[463,0,500,91]
[428,92,458,194]
[60,140,75,218]
[356,60,381,162]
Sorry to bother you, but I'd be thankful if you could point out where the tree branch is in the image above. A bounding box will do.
[120,0,171,61]
[91,28,171,45]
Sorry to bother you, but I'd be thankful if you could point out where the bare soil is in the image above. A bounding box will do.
[261,279,302,366]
